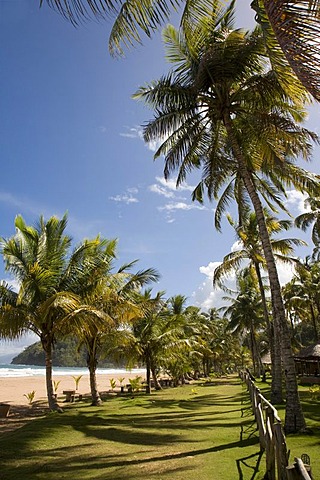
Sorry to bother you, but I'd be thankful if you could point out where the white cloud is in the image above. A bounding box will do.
[0,333,38,361]
[156,176,195,192]
[285,190,309,214]
[158,202,206,212]
[109,194,138,204]
[149,184,175,198]
[275,260,295,286]
[127,187,138,194]
[192,258,296,312]
[231,240,242,252]
[199,261,221,277]
[157,201,207,224]
[192,261,235,311]
[109,187,139,205]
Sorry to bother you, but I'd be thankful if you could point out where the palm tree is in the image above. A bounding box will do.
[0,214,86,411]
[253,0,320,101]
[283,257,320,342]
[64,252,160,405]
[295,195,320,260]
[221,267,265,377]
[120,290,172,393]
[133,2,319,432]
[214,209,306,399]
[41,0,320,101]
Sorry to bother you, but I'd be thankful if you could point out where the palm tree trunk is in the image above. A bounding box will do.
[249,322,258,376]
[254,263,281,396]
[224,114,305,433]
[151,365,162,390]
[88,361,102,406]
[145,355,152,394]
[42,334,62,412]
[86,343,102,406]
[310,304,319,341]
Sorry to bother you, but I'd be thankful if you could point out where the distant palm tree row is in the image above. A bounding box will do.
[0,214,244,409]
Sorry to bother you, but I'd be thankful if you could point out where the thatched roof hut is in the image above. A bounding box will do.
[294,341,320,384]
[295,341,320,359]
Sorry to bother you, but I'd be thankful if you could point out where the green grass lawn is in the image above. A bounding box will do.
[0,376,318,480]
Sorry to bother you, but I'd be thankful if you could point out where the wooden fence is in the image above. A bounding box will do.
[240,371,313,480]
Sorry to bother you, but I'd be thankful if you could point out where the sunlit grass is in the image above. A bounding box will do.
[0,376,318,479]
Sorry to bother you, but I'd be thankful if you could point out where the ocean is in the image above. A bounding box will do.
[0,364,146,378]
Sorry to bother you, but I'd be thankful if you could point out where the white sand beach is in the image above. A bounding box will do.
[0,371,145,407]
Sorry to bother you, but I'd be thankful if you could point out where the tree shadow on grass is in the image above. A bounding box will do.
[236,450,264,480]
[0,433,260,479]
[135,392,245,412]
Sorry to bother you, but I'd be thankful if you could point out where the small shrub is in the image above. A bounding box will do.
[72,375,83,391]
[109,378,117,391]
[53,380,61,393]
[309,384,320,400]
[24,390,36,405]
[129,376,142,393]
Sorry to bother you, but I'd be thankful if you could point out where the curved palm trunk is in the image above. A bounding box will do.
[42,334,62,412]
[87,340,102,406]
[151,364,162,390]
[224,114,306,433]
[254,263,282,400]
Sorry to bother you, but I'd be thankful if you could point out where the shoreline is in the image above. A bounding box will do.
[0,371,146,407]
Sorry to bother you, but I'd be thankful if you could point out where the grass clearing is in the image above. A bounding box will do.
[0,376,319,480]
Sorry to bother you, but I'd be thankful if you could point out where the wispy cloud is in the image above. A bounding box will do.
[148,184,175,198]
[109,194,138,204]
[120,127,142,139]
[149,176,195,200]
[148,176,205,222]
[0,191,52,217]
[156,176,195,192]
[109,187,139,205]
[158,202,206,212]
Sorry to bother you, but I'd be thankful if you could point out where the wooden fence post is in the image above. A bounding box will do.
[265,406,276,480]
[274,422,288,480]
[286,457,312,480]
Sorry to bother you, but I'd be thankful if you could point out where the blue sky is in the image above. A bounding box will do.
[0,0,320,361]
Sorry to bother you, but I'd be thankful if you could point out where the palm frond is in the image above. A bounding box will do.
[257,0,320,100]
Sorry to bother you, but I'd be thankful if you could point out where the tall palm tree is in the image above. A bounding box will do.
[41,0,320,100]
[133,2,319,432]
[214,209,306,398]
